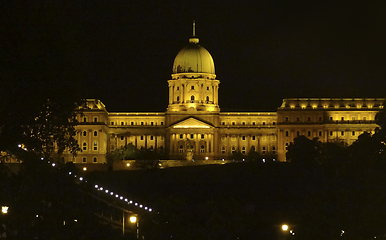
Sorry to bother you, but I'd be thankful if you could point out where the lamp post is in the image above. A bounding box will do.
[1,206,9,238]
[130,215,139,239]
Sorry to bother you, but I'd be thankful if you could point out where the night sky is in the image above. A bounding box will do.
[1,1,386,112]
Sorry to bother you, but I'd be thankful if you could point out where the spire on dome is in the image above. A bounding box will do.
[189,20,199,44]
[193,20,196,36]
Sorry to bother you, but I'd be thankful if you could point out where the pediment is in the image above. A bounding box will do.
[171,117,213,129]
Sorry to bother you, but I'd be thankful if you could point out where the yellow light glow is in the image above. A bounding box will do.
[1,206,9,214]
[126,163,131,167]
[205,157,209,160]
[83,167,87,171]
[282,224,289,231]
[129,216,137,223]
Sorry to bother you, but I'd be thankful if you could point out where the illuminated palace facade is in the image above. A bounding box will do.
[63,35,384,163]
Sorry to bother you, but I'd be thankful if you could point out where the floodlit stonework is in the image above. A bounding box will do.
[63,35,385,163]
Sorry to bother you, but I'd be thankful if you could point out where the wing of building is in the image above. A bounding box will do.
[64,34,385,164]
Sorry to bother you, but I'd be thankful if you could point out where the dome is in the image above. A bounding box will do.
[172,37,215,74]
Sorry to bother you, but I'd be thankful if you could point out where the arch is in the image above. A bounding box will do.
[191,95,195,101]
[206,96,209,102]
[200,145,205,153]
[177,96,180,102]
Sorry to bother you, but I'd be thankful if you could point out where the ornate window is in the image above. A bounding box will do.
[94,131,98,137]
[191,95,195,101]
[221,146,226,154]
[200,145,205,153]
[82,142,87,151]
[179,145,184,153]
[93,142,98,150]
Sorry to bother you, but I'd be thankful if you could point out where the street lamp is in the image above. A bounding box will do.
[281,224,289,231]
[129,216,137,224]
[1,206,8,214]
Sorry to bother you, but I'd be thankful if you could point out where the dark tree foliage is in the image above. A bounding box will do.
[107,143,163,169]
[285,104,386,239]
[0,97,82,163]
[286,135,322,165]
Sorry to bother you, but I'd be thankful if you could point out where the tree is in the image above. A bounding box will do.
[0,97,82,164]
[286,135,321,165]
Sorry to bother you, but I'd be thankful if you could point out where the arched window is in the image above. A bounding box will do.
[93,142,98,150]
[191,95,195,101]
[201,134,204,139]
[231,146,236,153]
[272,146,276,154]
[93,157,97,163]
[262,146,266,154]
[83,131,87,137]
[82,142,87,151]
[179,145,184,153]
[241,146,246,154]
[177,96,180,102]
[94,131,98,136]
[82,157,87,163]
[206,96,209,102]
[221,146,226,154]
[200,145,205,153]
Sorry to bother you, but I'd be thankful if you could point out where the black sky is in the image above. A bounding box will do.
[1,1,386,112]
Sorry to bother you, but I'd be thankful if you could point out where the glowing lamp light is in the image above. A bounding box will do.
[124,198,128,202]
[129,216,137,223]
[149,208,152,212]
[205,157,208,160]
[105,190,109,193]
[282,224,289,231]
[110,192,114,196]
[79,177,83,181]
[94,185,99,188]
[52,163,56,167]
[1,206,9,214]
[120,196,123,200]
[82,167,87,171]
[139,204,143,208]
[115,194,119,198]
[126,163,130,167]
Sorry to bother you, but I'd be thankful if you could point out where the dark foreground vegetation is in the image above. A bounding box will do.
[1,88,385,239]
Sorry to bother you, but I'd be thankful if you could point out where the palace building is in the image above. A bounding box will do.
[63,33,385,164]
